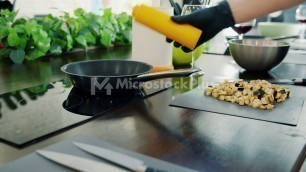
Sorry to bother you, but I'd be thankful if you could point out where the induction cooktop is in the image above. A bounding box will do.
[0,79,172,148]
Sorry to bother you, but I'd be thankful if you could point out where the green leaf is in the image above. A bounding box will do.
[117,12,129,23]
[110,15,119,32]
[67,19,79,36]
[37,38,51,52]
[49,43,62,55]
[26,39,35,51]
[84,32,96,44]
[53,38,67,49]
[60,22,70,34]
[89,23,100,37]
[122,30,132,43]
[76,35,87,49]
[7,31,20,47]
[25,20,37,36]
[0,26,8,39]
[9,11,18,22]
[26,49,45,60]
[43,14,55,21]
[32,29,48,44]
[38,21,52,31]
[74,8,85,17]
[13,25,26,33]
[53,21,64,36]
[103,8,112,19]
[100,29,112,47]
[0,9,11,16]
[94,16,104,26]
[66,35,73,51]
[102,20,114,31]
[63,12,70,20]
[12,18,27,26]
[9,49,25,64]
[18,34,27,49]
[0,9,18,22]
[32,28,51,53]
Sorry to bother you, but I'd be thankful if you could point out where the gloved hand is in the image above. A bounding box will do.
[168,1,236,52]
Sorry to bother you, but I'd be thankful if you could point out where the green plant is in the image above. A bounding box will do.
[0,8,132,64]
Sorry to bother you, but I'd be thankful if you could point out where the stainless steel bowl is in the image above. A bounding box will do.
[228,39,290,72]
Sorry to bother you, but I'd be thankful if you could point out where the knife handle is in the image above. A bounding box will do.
[293,78,306,86]
[145,167,167,172]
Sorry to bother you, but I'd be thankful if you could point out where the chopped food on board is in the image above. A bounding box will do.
[204,80,290,110]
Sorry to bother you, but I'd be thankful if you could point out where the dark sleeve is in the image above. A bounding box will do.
[0,0,13,11]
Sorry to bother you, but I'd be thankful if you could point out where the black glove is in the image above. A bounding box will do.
[0,0,13,11]
[169,0,235,52]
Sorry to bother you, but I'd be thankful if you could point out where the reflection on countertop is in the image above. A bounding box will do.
[0,46,131,94]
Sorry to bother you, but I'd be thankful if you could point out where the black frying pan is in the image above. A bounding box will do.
[61,60,202,93]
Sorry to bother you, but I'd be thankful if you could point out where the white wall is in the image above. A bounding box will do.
[14,0,92,18]
[13,0,177,18]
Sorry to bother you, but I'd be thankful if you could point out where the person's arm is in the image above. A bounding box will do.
[228,0,306,23]
[170,0,306,52]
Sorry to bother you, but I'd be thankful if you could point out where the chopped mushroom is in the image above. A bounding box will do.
[204,79,291,110]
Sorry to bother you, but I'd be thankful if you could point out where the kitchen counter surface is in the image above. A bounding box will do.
[0,46,306,171]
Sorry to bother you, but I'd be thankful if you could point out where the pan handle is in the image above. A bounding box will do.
[133,68,202,82]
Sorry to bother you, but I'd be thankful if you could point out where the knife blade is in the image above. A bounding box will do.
[267,78,306,85]
[74,142,166,172]
[213,77,306,86]
[36,150,127,172]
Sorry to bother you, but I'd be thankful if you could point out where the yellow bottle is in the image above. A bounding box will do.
[132,5,202,50]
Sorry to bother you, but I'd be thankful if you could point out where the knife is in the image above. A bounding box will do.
[74,142,166,172]
[213,77,306,86]
[36,150,127,172]
[267,78,306,85]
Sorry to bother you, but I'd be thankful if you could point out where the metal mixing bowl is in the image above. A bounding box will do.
[228,39,290,72]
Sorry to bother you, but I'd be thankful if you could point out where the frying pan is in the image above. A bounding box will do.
[61,60,202,93]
